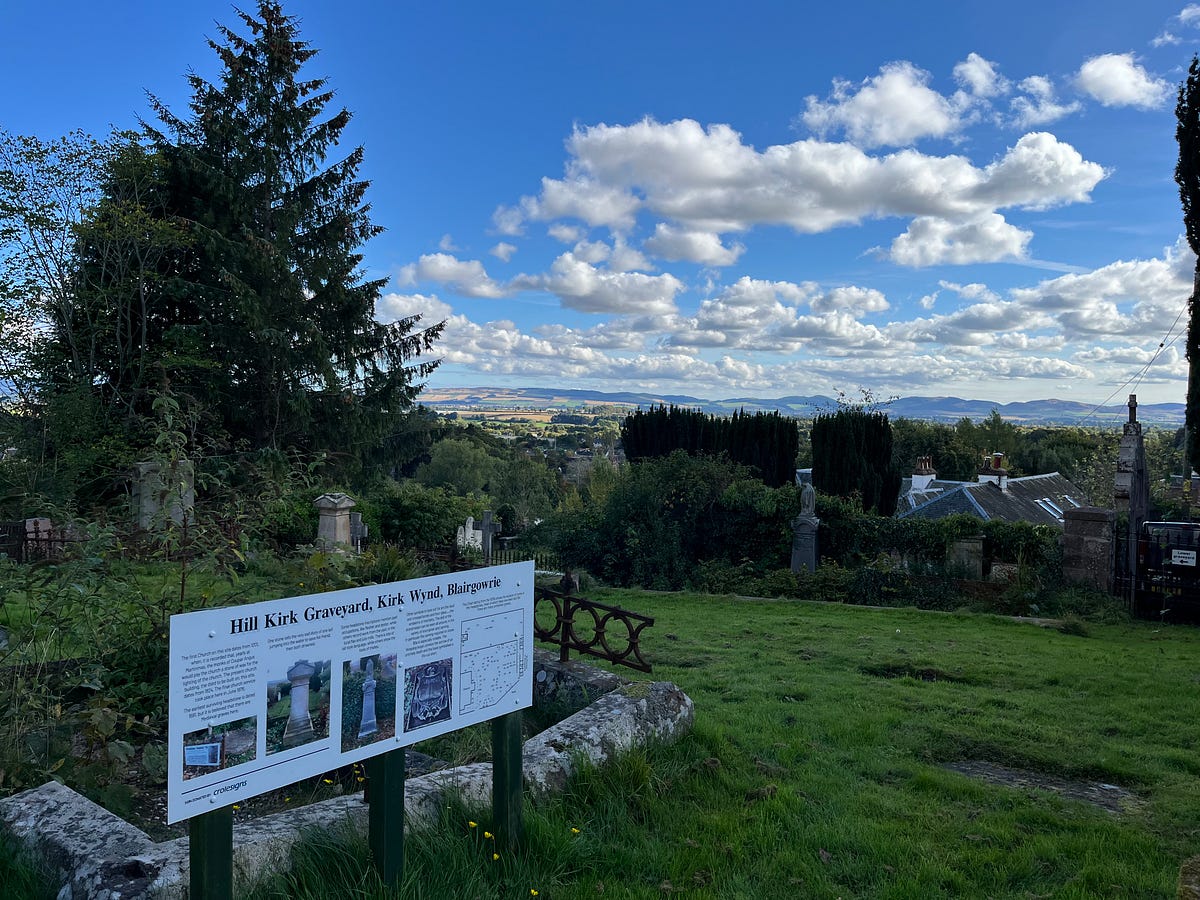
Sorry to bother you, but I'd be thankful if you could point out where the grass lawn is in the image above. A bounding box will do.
[237,590,1200,899]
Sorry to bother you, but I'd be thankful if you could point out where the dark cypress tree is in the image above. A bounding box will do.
[140,1,442,456]
[812,408,900,515]
[1176,55,1200,480]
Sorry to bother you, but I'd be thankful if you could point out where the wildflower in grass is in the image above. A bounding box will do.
[493,853,500,861]
[323,778,333,784]
[232,805,240,811]
[484,831,493,839]
[469,821,478,829]
[531,891,539,896]
[571,827,581,834]
[284,797,291,803]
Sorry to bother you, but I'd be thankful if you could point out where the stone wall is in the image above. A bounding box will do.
[1061,507,1115,593]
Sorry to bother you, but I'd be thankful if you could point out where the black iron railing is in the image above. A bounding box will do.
[534,587,654,673]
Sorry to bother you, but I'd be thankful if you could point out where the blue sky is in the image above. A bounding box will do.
[3,1,1200,404]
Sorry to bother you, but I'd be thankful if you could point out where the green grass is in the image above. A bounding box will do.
[238,590,1200,898]
[0,826,56,900]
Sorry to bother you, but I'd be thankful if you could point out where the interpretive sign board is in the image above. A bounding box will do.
[167,561,534,824]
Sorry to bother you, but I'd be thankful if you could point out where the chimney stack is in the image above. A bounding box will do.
[911,455,937,491]
[978,451,1009,491]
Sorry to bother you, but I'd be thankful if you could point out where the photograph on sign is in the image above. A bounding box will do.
[403,659,453,732]
[166,561,534,824]
[266,659,332,753]
[341,654,397,751]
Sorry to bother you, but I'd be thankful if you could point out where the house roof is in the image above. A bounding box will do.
[897,472,1086,527]
[896,477,972,514]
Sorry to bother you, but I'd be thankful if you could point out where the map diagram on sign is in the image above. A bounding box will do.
[459,608,525,715]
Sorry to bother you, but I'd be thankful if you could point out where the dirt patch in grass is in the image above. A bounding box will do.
[944,760,1141,815]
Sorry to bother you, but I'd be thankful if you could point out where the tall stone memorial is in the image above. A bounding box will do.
[790,482,820,574]
[1114,394,1149,593]
[283,660,316,746]
[314,492,356,551]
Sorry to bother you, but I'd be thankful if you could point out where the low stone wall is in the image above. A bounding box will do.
[0,655,693,899]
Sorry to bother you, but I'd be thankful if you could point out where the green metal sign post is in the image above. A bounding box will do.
[368,748,406,886]
[491,710,524,851]
[189,806,233,900]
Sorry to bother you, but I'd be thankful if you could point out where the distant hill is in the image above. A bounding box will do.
[419,387,1184,427]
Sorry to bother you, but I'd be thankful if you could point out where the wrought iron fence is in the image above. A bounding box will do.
[0,520,78,562]
[534,587,655,673]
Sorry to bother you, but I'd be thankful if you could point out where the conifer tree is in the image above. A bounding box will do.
[1176,54,1200,479]
[811,408,900,516]
[140,0,442,455]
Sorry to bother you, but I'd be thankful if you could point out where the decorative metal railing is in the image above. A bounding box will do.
[534,587,654,673]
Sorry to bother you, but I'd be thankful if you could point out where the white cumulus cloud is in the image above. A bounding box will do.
[490,242,517,262]
[953,53,1007,98]
[1009,76,1081,128]
[644,223,745,266]
[890,213,1033,266]
[397,253,507,298]
[802,61,968,148]
[1076,53,1169,109]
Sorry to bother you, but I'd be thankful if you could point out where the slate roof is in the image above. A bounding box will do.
[897,472,1086,527]
[896,477,972,515]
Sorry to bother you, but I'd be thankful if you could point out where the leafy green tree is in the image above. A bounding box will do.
[414,438,495,496]
[890,418,978,481]
[1177,54,1200,478]
[490,455,560,528]
[135,0,442,457]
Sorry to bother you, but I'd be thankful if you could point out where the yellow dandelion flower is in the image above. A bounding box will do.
[469,821,477,828]
[484,831,493,839]
[492,853,500,861]
[571,827,581,834]
[323,778,333,784]
[232,805,240,811]
[531,891,539,897]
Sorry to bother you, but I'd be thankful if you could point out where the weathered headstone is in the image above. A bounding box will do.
[132,460,195,530]
[790,515,819,574]
[283,660,316,745]
[456,516,483,550]
[350,512,368,553]
[359,658,378,739]
[314,493,356,551]
[790,483,820,574]
[479,510,502,565]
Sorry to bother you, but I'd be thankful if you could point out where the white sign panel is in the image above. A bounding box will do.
[166,561,533,824]
[1172,549,1197,567]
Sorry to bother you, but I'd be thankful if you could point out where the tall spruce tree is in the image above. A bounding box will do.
[1176,54,1200,480]
[140,1,442,455]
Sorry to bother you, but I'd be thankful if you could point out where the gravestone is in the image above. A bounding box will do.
[456,516,483,550]
[132,460,195,530]
[349,512,368,553]
[358,659,378,739]
[314,493,356,550]
[790,483,819,574]
[283,660,316,745]
[479,510,502,564]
